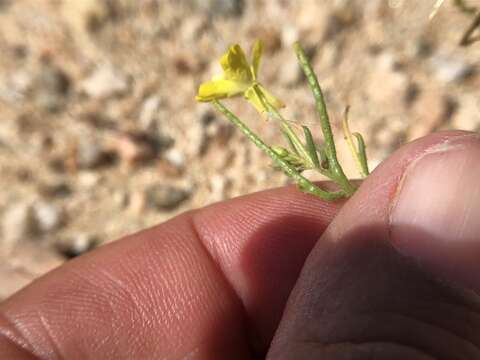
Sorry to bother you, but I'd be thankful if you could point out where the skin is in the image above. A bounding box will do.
[1,131,479,359]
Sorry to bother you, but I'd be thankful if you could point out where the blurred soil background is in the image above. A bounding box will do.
[0,0,479,299]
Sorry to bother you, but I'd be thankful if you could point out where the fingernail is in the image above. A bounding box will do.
[390,136,480,289]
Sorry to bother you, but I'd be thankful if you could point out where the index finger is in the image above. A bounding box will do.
[0,185,345,359]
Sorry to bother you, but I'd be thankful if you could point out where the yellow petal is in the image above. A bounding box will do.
[257,84,285,110]
[244,86,267,114]
[220,44,253,83]
[251,40,263,80]
[196,79,248,102]
[244,84,284,116]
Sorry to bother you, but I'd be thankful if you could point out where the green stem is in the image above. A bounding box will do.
[282,129,300,155]
[212,100,345,200]
[268,105,313,167]
[302,125,321,168]
[252,85,314,167]
[280,123,311,165]
[255,85,334,179]
[261,95,332,178]
[293,42,356,195]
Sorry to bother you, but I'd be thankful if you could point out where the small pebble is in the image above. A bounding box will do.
[56,233,98,259]
[38,181,72,199]
[199,107,217,126]
[34,64,70,112]
[76,138,106,169]
[1,204,37,251]
[0,70,32,103]
[32,202,64,233]
[81,65,130,99]
[164,148,186,169]
[191,0,245,17]
[139,95,162,130]
[78,172,101,189]
[113,190,130,209]
[146,184,190,211]
[412,37,433,59]
[109,131,166,166]
[431,55,475,84]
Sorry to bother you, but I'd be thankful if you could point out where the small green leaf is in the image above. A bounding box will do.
[302,126,320,168]
[317,146,329,169]
[212,100,346,201]
[282,129,300,155]
[271,145,289,157]
[353,132,369,176]
[294,42,356,196]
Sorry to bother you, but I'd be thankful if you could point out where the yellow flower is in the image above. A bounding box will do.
[196,40,284,115]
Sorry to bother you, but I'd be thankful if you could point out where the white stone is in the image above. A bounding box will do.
[164,148,185,168]
[33,202,63,233]
[139,95,161,130]
[81,65,130,99]
[281,25,299,48]
[431,55,474,84]
[1,204,36,252]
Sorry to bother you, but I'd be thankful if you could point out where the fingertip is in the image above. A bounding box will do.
[0,184,344,358]
[192,185,345,349]
[268,130,480,360]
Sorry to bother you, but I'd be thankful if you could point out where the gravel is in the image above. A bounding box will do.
[1,203,37,251]
[0,0,479,299]
[81,64,130,99]
[431,54,475,84]
[191,0,245,17]
[56,233,98,259]
[33,64,71,112]
[32,202,64,233]
[146,184,191,211]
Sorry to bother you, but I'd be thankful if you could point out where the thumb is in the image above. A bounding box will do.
[268,131,480,359]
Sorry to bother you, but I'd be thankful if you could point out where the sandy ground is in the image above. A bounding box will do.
[0,0,479,299]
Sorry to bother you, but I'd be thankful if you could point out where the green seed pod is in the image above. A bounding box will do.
[271,145,289,157]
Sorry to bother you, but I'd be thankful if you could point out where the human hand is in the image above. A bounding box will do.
[1,131,480,359]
